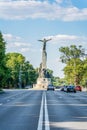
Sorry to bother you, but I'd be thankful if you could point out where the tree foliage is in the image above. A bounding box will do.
[5,53,38,88]
[0,32,6,89]
[5,53,25,88]
[59,45,84,63]
[59,45,86,86]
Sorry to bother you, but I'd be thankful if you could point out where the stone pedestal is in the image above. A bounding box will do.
[34,78,51,89]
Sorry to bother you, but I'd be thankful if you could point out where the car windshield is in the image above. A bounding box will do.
[48,85,53,88]
[68,86,74,88]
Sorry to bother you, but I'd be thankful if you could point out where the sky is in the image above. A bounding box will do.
[0,0,87,78]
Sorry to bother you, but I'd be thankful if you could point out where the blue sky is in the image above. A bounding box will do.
[0,0,87,78]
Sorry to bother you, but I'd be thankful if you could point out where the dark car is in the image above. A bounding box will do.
[67,85,76,93]
[75,86,82,91]
[47,85,55,91]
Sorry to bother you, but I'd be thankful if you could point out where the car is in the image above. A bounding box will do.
[60,86,65,91]
[66,85,76,93]
[47,85,55,91]
[55,86,61,89]
[60,86,64,91]
[60,86,67,91]
[25,86,32,89]
[75,85,82,91]
[63,86,68,92]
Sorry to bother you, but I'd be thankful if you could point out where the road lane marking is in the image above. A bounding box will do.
[37,92,50,130]
[37,93,44,130]
[45,93,50,130]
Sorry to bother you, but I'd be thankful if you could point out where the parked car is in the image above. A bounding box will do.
[55,86,61,89]
[25,85,32,89]
[60,86,64,91]
[60,86,67,91]
[64,86,68,92]
[47,85,55,91]
[75,85,82,91]
[66,85,76,93]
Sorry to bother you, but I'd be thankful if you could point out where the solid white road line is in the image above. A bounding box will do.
[37,92,50,130]
[37,93,44,130]
[45,93,50,130]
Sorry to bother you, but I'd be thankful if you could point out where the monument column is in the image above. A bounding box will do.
[42,40,47,70]
[38,38,51,78]
[34,38,52,89]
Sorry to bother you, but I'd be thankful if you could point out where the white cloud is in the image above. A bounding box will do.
[45,34,87,46]
[14,42,31,47]
[4,33,87,52]
[21,48,30,52]
[0,0,87,21]
[3,34,21,42]
[3,33,32,54]
[55,0,63,4]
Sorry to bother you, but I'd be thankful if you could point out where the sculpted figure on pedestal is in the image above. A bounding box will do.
[38,38,51,78]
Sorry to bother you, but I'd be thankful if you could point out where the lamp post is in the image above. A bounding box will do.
[19,65,22,89]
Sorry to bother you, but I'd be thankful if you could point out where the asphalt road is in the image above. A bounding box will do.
[0,89,87,130]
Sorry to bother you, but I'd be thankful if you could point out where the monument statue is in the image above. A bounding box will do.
[34,38,52,89]
[38,38,51,78]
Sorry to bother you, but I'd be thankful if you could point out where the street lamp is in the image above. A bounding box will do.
[19,65,22,89]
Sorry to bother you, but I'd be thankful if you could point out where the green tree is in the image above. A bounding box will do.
[59,45,85,85]
[5,53,38,88]
[22,61,38,87]
[0,32,6,89]
[59,45,84,63]
[64,58,84,85]
[46,69,53,78]
[81,59,87,87]
[5,53,25,88]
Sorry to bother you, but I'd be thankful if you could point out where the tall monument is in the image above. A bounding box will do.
[35,38,52,89]
[38,38,51,78]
